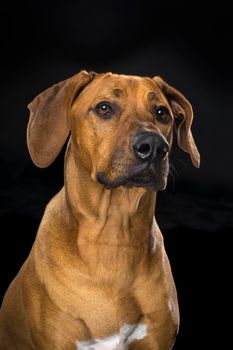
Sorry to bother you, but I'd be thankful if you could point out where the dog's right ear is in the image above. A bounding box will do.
[153,76,200,168]
[27,70,95,168]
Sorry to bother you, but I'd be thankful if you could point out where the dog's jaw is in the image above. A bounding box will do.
[96,159,169,192]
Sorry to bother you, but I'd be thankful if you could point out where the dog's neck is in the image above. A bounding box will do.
[63,142,158,283]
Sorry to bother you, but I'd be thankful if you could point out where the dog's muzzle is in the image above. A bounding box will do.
[96,131,169,191]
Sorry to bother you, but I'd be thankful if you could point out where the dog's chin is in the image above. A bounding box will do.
[127,176,168,191]
[96,170,168,192]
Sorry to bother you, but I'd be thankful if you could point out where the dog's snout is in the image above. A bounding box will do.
[133,132,169,162]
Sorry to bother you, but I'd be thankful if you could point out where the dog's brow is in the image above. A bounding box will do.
[147,90,168,106]
[147,91,163,101]
[112,88,125,98]
[148,91,157,100]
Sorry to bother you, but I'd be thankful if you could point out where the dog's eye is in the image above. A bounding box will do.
[155,106,170,124]
[95,102,113,118]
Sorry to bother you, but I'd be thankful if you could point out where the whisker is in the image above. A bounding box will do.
[168,161,178,188]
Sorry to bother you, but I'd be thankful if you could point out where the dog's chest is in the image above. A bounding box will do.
[76,323,147,350]
[77,235,150,289]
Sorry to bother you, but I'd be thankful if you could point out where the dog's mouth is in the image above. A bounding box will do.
[96,161,169,191]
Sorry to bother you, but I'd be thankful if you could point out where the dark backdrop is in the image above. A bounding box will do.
[0,1,232,349]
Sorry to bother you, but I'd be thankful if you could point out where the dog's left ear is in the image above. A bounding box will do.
[153,76,200,168]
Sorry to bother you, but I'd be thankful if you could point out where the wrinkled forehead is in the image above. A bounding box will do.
[79,73,167,104]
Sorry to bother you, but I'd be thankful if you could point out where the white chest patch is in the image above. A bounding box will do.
[76,323,147,350]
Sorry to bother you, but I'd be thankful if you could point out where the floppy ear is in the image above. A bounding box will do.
[27,70,95,168]
[153,76,200,168]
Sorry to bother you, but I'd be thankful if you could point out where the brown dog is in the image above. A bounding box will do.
[0,71,200,349]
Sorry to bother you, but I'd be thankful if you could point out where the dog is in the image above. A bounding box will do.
[0,71,200,349]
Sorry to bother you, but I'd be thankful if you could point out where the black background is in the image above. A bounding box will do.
[0,1,232,349]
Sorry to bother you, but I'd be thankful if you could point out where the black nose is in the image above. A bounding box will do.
[133,132,169,161]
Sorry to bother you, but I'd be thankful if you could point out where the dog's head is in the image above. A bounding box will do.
[27,71,200,191]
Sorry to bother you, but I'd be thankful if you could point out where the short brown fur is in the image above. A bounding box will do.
[0,71,200,349]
